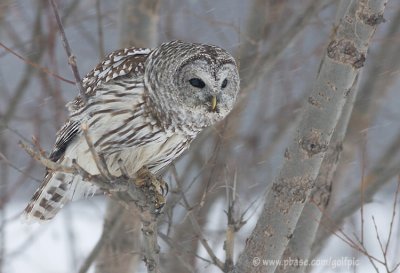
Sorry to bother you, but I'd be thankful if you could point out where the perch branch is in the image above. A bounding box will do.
[20,138,162,273]
[19,140,74,173]
[140,209,161,273]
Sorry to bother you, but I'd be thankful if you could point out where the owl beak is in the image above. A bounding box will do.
[210,95,217,112]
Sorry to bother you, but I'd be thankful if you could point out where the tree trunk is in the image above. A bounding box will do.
[232,0,388,272]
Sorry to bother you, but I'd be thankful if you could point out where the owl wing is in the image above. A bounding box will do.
[68,47,151,113]
[51,47,151,161]
[24,47,151,221]
[49,119,80,162]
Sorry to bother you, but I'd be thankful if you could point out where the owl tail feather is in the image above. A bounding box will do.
[22,171,98,222]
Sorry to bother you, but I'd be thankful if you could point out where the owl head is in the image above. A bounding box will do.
[144,40,240,133]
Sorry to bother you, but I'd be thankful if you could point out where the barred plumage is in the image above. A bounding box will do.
[24,40,240,221]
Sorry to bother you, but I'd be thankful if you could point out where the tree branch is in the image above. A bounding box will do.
[48,0,87,102]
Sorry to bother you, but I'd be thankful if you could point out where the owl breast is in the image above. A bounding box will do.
[106,133,189,175]
[67,128,188,178]
[67,82,191,177]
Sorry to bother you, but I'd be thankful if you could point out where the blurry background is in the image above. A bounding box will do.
[1,0,400,272]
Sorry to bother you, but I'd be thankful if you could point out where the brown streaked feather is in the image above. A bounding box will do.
[49,120,80,162]
[67,47,150,113]
[24,46,152,221]
[51,47,151,164]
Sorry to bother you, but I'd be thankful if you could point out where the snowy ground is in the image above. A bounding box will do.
[4,189,399,273]
[5,198,105,273]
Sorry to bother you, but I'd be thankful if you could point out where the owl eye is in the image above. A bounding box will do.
[189,78,206,89]
[221,79,228,88]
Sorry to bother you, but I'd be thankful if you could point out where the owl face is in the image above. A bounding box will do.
[145,41,240,131]
[175,57,239,124]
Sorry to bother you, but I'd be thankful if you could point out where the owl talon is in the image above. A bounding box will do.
[136,167,167,213]
[160,181,169,197]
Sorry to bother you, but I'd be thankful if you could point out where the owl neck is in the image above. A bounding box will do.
[143,90,207,138]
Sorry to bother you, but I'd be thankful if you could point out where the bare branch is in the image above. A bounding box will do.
[18,140,74,173]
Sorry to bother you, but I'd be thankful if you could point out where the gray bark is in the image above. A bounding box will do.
[310,7,400,259]
[232,1,388,272]
[276,74,360,273]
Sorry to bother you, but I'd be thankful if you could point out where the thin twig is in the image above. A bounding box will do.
[0,152,41,183]
[385,177,400,256]
[371,216,390,272]
[353,235,381,273]
[0,42,75,84]
[18,140,74,173]
[81,123,112,180]
[371,216,385,255]
[174,174,225,271]
[2,124,33,145]
[48,0,87,102]
[158,232,197,273]
[71,160,128,192]
[314,203,385,267]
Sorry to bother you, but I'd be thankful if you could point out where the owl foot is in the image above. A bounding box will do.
[136,167,168,213]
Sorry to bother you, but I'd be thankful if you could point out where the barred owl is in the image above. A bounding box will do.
[24,40,240,221]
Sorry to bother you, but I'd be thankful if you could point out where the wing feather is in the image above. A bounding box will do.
[24,46,151,221]
[49,120,80,162]
[67,47,150,113]
[52,46,150,162]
